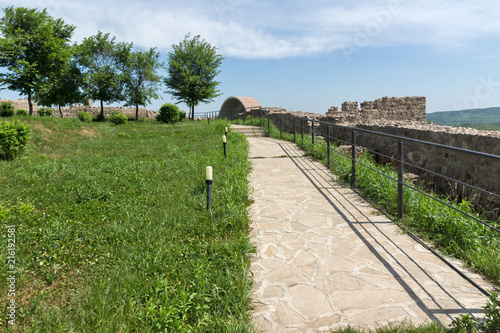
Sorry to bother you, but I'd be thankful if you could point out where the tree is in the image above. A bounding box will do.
[0,6,75,115]
[164,34,224,120]
[77,31,130,118]
[120,47,163,120]
[34,54,85,117]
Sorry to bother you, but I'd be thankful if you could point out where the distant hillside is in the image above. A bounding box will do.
[427,107,500,127]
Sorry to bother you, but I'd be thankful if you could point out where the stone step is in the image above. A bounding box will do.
[231,125,265,137]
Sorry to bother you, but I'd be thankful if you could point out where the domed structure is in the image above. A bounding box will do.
[219,96,261,119]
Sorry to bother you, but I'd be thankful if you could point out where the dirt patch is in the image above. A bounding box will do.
[80,127,97,138]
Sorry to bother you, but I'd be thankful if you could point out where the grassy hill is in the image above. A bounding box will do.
[427,107,500,130]
[0,116,256,331]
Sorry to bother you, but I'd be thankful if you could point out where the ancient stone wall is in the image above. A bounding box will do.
[0,99,156,118]
[253,96,499,200]
[0,98,39,112]
[322,122,499,194]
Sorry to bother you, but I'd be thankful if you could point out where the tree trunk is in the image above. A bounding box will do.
[100,100,104,118]
[59,105,63,118]
[28,90,33,116]
[136,104,139,121]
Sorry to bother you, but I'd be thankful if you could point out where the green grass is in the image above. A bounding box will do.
[330,321,447,333]
[260,116,500,286]
[0,116,258,332]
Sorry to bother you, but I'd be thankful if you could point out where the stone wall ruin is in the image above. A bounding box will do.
[249,96,499,202]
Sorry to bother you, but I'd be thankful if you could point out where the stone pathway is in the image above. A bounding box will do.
[246,135,496,332]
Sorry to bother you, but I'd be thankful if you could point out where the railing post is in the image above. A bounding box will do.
[294,117,296,143]
[301,119,304,141]
[311,120,315,147]
[351,131,356,187]
[280,116,282,139]
[327,125,331,170]
[398,141,404,220]
[267,115,270,137]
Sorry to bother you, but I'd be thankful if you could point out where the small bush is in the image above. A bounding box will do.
[16,109,28,116]
[110,111,128,125]
[156,103,180,124]
[93,113,105,122]
[37,107,54,117]
[0,101,15,117]
[77,111,92,123]
[0,120,30,160]
[179,110,186,121]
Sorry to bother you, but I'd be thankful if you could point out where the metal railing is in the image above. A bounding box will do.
[218,108,500,297]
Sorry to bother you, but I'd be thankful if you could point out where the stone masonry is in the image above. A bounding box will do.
[0,98,156,118]
[248,96,499,205]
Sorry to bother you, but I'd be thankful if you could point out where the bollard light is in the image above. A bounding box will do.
[206,166,213,210]
[207,115,210,124]
[223,135,227,158]
[197,116,200,123]
[225,127,228,136]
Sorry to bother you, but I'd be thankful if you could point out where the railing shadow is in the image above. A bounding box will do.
[273,139,487,322]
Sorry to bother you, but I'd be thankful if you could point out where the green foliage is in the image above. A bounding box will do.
[16,108,28,116]
[449,313,480,333]
[261,117,500,285]
[93,113,106,122]
[77,111,92,123]
[34,57,85,110]
[110,111,128,125]
[37,107,54,117]
[77,31,130,117]
[179,110,186,120]
[156,103,180,124]
[0,120,30,159]
[120,47,164,120]
[0,101,14,117]
[427,107,500,127]
[0,6,75,115]
[330,321,447,332]
[164,33,223,119]
[0,117,255,331]
[484,292,500,333]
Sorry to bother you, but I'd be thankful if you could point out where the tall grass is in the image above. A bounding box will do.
[0,117,258,332]
[261,116,500,286]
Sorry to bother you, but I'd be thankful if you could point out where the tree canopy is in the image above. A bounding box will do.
[34,51,85,117]
[77,31,131,117]
[0,6,75,115]
[121,47,164,120]
[164,34,224,120]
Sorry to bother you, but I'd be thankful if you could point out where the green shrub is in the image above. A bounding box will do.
[179,110,186,121]
[77,111,92,123]
[16,109,28,116]
[37,107,54,117]
[93,113,105,122]
[0,101,15,117]
[110,111,128,125]
[0,120,30,160]
[156,103,180,124]
[484,292,500,333]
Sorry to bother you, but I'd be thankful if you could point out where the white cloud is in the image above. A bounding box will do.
[2,0,500,59]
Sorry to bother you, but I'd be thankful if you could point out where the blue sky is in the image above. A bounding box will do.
[1,0,500,114]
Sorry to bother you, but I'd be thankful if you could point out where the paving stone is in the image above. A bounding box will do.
[289,284,333,318]
[263,285,284,299]
[266,264,309,284]
[273,301,304,325]
[245,135,494,332]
